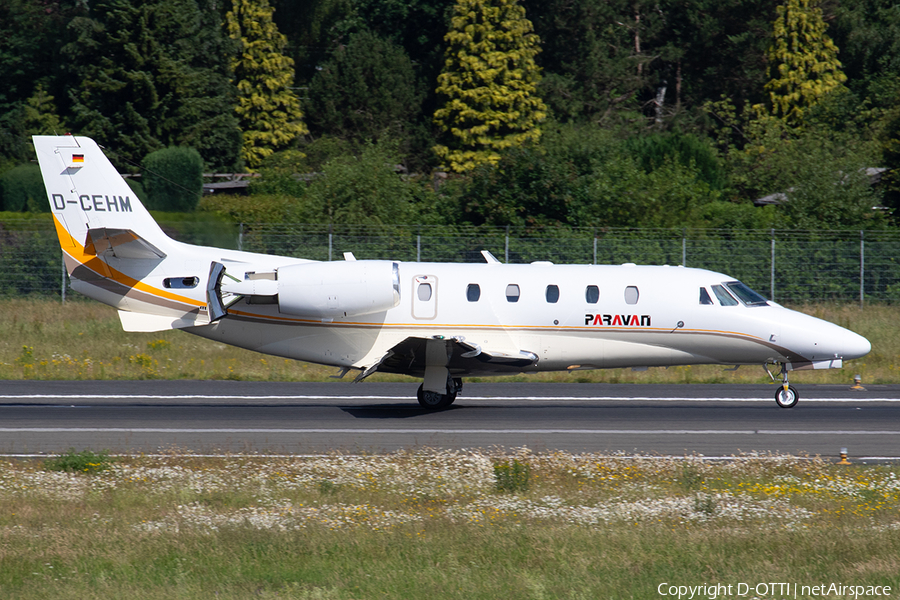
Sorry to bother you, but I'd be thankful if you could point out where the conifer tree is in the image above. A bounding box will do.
[307,31,423,144]
[227,0,307,170]
[433,0,546,173]
[765,0,847,125]
[64,0,241,169]
[23,85,65,136]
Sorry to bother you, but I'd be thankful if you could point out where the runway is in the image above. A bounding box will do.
[1,381,899,458]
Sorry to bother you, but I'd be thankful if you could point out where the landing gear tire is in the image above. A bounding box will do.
[775,385,799,409]
[417,384,456,409]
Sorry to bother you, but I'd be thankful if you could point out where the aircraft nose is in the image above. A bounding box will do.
[809,321,870,361]
[841,328,871,360]
[780,311,871,363]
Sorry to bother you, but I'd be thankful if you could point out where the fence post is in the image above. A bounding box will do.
[238,223,243,251]
[505,225,509,263]
[682,228,686,267]
[61,251,66,303]
[860,230,865,310]
[593,233,597,265]
[328,230,333,261]
[770,228,775,302]
[417,233,421,263]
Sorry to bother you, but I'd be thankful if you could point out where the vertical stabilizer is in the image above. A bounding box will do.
[33,135,208,327]
[33,135,172,261]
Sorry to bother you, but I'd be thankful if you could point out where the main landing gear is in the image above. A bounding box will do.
[767,362,799,408]
[417,376,463,409]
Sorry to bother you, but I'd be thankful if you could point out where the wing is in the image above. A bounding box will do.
[355,336,539,381]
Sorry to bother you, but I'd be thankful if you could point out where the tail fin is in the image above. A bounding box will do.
[34,135,209,330]
[33,135,173,261]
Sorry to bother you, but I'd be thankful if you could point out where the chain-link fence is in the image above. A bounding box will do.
[3,218,899,306]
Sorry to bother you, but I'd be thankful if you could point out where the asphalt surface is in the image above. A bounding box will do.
[1,380,899,459]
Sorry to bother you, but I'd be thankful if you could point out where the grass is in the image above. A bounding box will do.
[0,450,898,599]
[0,298,896,384]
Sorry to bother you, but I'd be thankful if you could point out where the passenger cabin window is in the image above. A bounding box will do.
[164,276,199,289]
[546,284,560,303]
[417,282,433,301]
[699,287,713,305]
[506,284,520,303]
[624,286,639,305]
[585,285,599,304]
[466,283,481,302]
[711,284,738,306]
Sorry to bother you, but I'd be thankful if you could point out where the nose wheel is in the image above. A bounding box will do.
[774,384,799,408]
[766,362,799,408]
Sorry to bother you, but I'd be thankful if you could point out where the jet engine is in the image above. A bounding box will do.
[276,260,400,319]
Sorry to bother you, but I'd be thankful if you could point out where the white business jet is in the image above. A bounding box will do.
[34,135,871,409]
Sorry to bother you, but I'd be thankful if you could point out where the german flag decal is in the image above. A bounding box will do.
[72,154,84,163]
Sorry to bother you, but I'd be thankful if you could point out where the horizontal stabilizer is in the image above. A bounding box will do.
[118,310,208,332]
[84,228,167,260]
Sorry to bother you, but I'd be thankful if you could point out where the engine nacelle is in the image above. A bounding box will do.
[277,260,400,319]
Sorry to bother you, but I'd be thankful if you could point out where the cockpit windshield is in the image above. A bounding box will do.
[724,281,769,306]
[711,284,738,306]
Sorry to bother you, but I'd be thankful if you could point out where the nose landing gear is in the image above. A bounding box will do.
[766,362,799,408]
[774,382,799,408]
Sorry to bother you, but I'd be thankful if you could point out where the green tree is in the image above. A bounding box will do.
[876,96,900,212]
[524,0,666,123]
[63,0,242,169]
[306,31,423,146]
[830,0,900,95]
[227,0,308,170]
[765,0,847,124]
[455,124,722,228]
[22,85,65,136]
[654,0,778,115]
[0,164,46,212]
[299,143,416,225]
[0,0,83,164]
[772,134,883,229]
[0,0,83,113]
[433,0,547,172]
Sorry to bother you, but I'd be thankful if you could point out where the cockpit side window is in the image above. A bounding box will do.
[711,284,738,306]
[725,281,769,306]
[699,287,713,305]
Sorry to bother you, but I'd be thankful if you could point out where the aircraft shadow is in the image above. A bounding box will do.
[340,404,465,419]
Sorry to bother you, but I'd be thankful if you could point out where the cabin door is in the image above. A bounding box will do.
[412,275,437,319]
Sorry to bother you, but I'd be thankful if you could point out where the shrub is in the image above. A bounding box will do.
[141,146,203,211]
[44,449,113,474]
[124,177,147,203]
[626,132,726,190]
[0,164,47,212]
[494,458,531,493]
[299,142,416,225]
